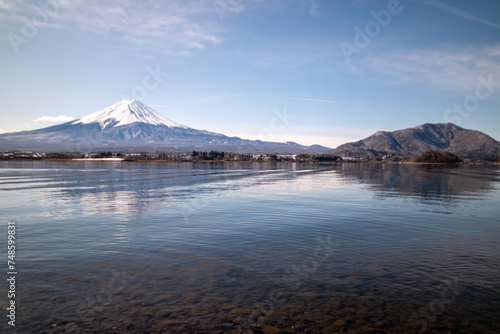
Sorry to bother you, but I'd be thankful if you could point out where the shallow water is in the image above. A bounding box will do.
[0,161,499,333]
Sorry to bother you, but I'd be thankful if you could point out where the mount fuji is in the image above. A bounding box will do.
[0,100,330,153]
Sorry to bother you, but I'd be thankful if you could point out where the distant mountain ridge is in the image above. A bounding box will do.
[328,123,500,161]
[0,100,329,153]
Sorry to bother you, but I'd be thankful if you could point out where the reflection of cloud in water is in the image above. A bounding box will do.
[45,162,335,217]
[7,161,498,219]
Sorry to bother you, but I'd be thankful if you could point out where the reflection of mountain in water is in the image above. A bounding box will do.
[3,161,498,216]
[333,163,499,202]
[48,162,325,216]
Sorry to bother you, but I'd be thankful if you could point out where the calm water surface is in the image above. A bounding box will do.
[0,161,499,333]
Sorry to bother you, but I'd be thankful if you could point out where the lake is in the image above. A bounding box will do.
[1,161,499,333]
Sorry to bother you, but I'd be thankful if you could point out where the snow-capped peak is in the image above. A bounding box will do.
[71,100,187,129]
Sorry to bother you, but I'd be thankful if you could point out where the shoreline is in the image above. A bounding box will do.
[72,158,124,161]
[0,158,497,165]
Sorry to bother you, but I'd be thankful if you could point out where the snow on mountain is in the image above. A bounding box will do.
[0,100,330,153]
[71,100,187,129]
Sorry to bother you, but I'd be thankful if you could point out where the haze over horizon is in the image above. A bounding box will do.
[1,0,499,147]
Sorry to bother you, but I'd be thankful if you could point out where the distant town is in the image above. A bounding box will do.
[1,150,497,164]
[0,150,340,162]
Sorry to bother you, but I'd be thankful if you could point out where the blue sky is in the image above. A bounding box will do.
[1,0,499,148]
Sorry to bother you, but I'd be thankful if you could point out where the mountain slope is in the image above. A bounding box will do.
[72,99,187,129]
[0,100,329,153]
[328,123,500,160]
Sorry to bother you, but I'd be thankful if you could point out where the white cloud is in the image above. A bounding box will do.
[0,1,72,31]
[69,0,226,55]
[357,45,500,92]
[1,0,225,56]
[213,0,248,20]
[485,45,500,57]
[33,115,74,122]
[1,0,322,57]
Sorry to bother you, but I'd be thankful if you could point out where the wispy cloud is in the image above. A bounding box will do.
[1,0,323,57]
[33,115,74,122]
[357,45,500,92]
[1,0,225,56]
[0,1,71,30]
[420,0,500,30]
[71,0,225,55]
